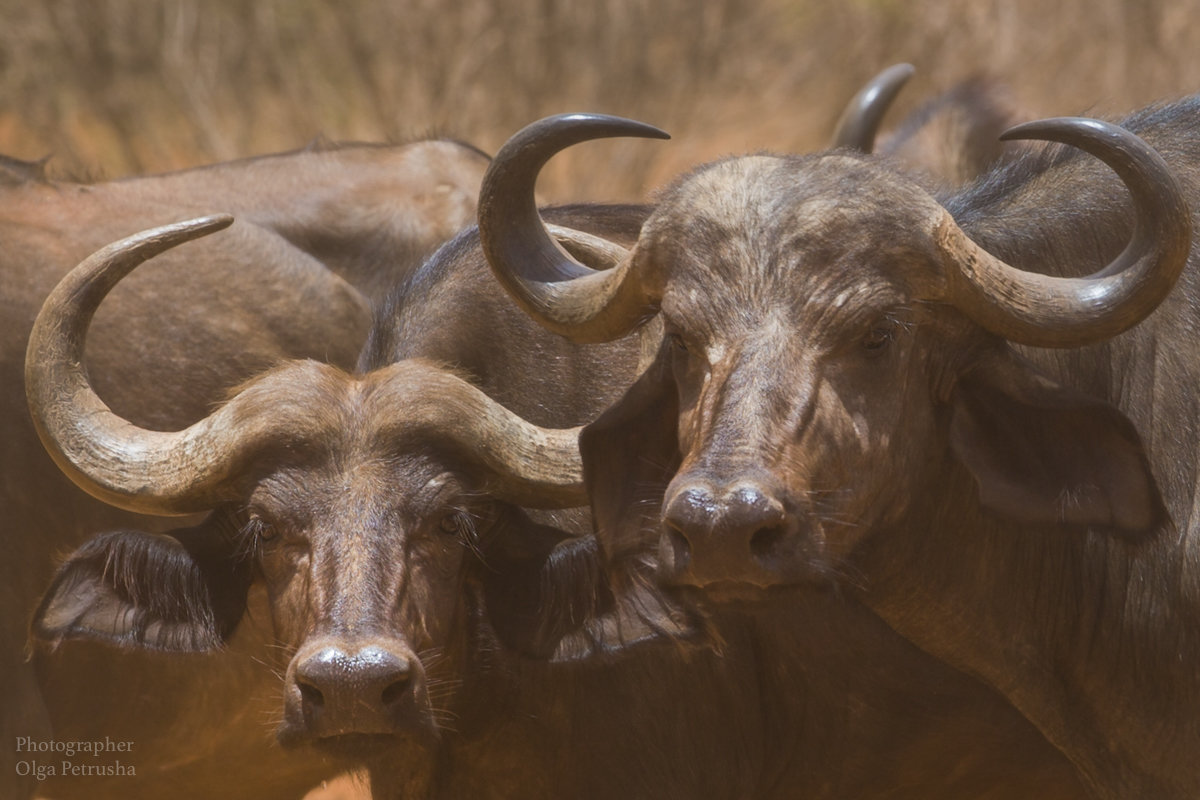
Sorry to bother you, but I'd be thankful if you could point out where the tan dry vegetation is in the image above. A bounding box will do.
[2,0,1200,203]
[9,4,1200,800]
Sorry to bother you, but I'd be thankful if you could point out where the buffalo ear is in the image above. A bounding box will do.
[580,343,681,561]
[949,350,1166,536]
[479,506,589,658]
[32,515,252,652]
[567,344,707,659]
[481,506,706,662]
[484,345,706,662]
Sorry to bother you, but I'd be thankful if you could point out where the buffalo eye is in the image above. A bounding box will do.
[862,320,896,354]
[244,515,279,563]
[667,332,689,353]
[438,512,464,536]
[437,509,483,551]
[247,515,277,543]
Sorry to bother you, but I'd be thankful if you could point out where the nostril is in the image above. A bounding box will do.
[663,523,692,569]
[297,680,324,712]
[380,674,412,709]
[749,524,787,563]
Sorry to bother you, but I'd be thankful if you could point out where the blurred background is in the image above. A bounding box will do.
[6,4,1195,799]
[0,0,1197,202]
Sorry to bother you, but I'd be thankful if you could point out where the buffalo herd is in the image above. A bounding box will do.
[6,66,1199,799]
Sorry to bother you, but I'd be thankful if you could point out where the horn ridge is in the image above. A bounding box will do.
[478,113,667,343]
[24,215,268,516]
[937,116,1192,347]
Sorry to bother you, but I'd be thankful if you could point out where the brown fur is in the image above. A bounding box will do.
[30,196,1091,799]
[576,97,1200,797]
[6,138,487,800]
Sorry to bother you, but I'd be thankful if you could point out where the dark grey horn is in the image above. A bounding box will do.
[935,117,1192,347]
[831,63,916,152]
[478,113,669,343]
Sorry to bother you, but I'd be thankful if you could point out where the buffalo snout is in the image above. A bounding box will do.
[661,475,799,588]
[280,636,425,745]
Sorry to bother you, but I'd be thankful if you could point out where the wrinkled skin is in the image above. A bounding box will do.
[646,156,959,584]
[3,138,487,800]
[578,100,1200,797]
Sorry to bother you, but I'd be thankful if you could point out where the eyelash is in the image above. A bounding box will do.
[438,512,464,535]
[862,322,895,352]
[245,515,276,543]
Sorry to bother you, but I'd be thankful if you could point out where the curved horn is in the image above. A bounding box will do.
[478,113,668,343]
[934,117,1192,347]
[372,361,585,508]
[831,63,915,152]
[27,215,588,514]
[25,215,286,516]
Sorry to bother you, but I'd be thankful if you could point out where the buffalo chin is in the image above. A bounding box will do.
[276,721,441,757]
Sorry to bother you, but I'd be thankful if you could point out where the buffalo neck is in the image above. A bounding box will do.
[377,592,1085,800]
[852,454,1200,799]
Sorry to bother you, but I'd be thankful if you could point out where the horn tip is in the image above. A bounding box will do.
[555,112,670,141]
[193,213,236,231]
[998,116,1107,143]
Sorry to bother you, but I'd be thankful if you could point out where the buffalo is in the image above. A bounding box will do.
[2,137,487,800]
[479,98,1200,798]
[26,81,1092,798]
[98,137,491,298]
[27,215,1090,800]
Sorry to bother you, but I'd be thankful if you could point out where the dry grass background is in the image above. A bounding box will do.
[2,0,1200,204]
[7,3,1199,799]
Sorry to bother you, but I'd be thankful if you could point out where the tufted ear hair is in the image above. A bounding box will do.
[32,512,253,652]
[949,348,1167,537]
[479,505,703,662]
[478,345,708,662]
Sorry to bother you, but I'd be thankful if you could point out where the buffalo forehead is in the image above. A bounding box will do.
[655,153,929,227]
[648,154,942,296]
[228,359,491,451]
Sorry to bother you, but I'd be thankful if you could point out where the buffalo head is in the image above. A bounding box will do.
[24,216,618,752]
[479,113,1188,591]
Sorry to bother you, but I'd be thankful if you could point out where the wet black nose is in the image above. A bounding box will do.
[661,478,793,586]
[286,639,417,739]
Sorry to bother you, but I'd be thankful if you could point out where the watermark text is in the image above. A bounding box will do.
[14,737,136,781]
